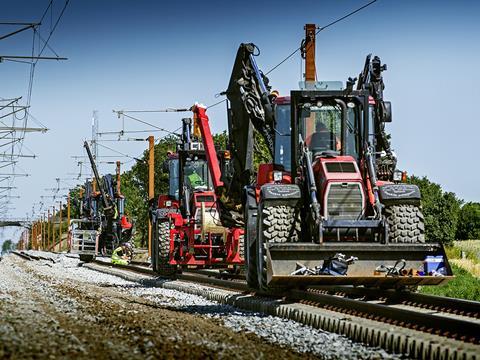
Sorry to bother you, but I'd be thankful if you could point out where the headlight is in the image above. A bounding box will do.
[165,200,172,207]
[273,171,283,182]
[393,170,402,182]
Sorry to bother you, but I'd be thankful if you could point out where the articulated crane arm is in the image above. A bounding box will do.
[356,55,396,180]
[191,104,244,227]
[224,43,276,207]
[191,44,277,227]
[83,141,115,217]
[191,104,224,190]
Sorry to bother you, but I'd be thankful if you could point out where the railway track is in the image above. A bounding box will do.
[12,252,480,358]
[89,259,480,343]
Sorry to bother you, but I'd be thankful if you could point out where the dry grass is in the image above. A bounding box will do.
[444,240,480,278]
[452,240,480,261]
[450,258,480,278]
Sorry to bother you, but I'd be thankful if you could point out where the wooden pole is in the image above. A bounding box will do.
[47,209,51,250]
[148,135,154,258]
[67,194,71,251]
[34,222,38,250]
[58,201,63,252]
[37,222,39,250]
[304,23,316,82]
[51,206,56,251]
[42,214,45,250]
[30,222,34,250]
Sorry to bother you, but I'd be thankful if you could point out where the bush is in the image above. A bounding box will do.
[407,176,462,244]
[1,239,13,254]
[456,202,480,240]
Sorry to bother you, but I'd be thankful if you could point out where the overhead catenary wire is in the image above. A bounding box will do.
[97,129,175,136]
[2,0,68,181]
[95,142,143,162]
[264,0,378,75]
[206,98,227,109]
[34,0,70,65]
[117,112,181,137]
[0,3,68,222]
[116,108,189,113]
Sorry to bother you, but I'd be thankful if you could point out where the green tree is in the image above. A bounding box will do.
[2,239,13,254]
[408,175,462,244]
[456,202,480,240]
[253,130,272,169]
[213,131,228,150]
[67,185,85,220]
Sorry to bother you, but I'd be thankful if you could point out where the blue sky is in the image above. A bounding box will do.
[1,0,479,242]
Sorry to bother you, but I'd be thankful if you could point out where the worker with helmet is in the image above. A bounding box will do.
[111,242,132,265]
[184,164,206,190]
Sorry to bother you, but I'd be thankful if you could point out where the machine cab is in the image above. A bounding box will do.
[178,151,214,218]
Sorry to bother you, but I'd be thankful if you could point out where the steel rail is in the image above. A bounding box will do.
[289,288,480,343]
[100,259,479,319]
[11,250,33,261]
[311,285,480,318]
[92,259,249,292]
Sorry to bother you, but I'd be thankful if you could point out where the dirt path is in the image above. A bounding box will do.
[0,255,315,359]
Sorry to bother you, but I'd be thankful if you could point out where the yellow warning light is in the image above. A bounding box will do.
[224,150,231,159]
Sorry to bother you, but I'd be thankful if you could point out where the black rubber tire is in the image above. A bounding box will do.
[151,220,159,271]
[244,201,258,289]
[155,221,177,275]
[257,204,301,292]
[245,210,258,289]
[385,204,425,243]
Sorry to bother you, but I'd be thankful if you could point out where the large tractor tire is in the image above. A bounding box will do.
[244,205,258,289]
[385,204,425,243]
[154,221,177,275]
[257,204,301,293]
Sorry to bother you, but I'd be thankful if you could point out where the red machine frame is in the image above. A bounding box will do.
[154,117,243,269]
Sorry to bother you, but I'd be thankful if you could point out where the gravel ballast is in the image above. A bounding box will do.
[1,252,399,359]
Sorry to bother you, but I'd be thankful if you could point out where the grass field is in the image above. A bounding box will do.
[419,240,480,301]
[419,263,480,301]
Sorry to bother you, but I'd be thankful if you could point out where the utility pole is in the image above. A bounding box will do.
[67,194,71,251]
[304,23,316,83]
[42,214,46,250]
[33,222,36,250]
[30,222,34,250]
[58,201,62,252]
[44,214,47,250]
[47,209,51,250]
[148,135,154,258]
[51,206,56,251]
[33,221,36,250]
[37,219,42,250]
[34,221,38,250]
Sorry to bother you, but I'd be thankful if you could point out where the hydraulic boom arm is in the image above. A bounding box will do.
[83,141,114,215]
[191,104,224,190]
